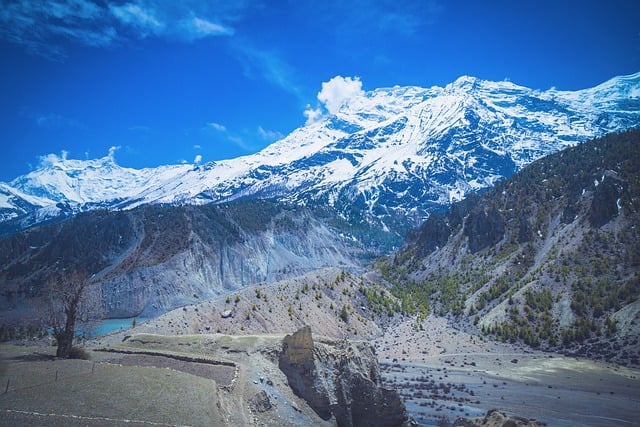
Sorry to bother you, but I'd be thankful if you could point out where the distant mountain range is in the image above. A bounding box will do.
[1,72,639,238]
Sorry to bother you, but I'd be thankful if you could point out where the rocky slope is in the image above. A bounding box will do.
[98,268,390,341]
[0,201,367,327]
[383,129,640,366]
[2,73,639,238]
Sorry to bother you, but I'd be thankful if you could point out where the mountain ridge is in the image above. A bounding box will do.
[2,72,639,238]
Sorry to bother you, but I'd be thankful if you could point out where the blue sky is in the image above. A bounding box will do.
[1,0,639,182]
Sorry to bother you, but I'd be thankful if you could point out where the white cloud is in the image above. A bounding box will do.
[38,150,69,167]
[0,0,116,58]
[193,144,202,149]
[317,76,364,114]
[303,75,365,124]
[194,154,202,164]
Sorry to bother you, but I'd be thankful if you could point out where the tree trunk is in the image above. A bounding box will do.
[56,302,78,358]
[56,329,74,358]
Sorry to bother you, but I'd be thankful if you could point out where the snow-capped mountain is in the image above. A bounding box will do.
[2,72,639,236]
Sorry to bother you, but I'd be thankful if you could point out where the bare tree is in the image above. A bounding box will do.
[46,269,99,358]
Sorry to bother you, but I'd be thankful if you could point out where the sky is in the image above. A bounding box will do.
[1,0,639,182]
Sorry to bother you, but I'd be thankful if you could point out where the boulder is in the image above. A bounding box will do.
[249,390,272,413]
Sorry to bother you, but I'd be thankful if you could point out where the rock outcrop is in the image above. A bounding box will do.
[453,409,543,427]
[279,326,415,427]
[405,213,451,258]
[588,170,626,227]
[464,203,505,253]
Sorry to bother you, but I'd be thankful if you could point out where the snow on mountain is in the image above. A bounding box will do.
[0,183,53,221]
[9,153,191,205]
[2,72,639,236]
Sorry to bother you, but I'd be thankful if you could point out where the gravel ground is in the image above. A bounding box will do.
[373,315,640,426]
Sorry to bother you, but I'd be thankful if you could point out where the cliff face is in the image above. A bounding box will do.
[279,326,415,427]
[0,201,365,322]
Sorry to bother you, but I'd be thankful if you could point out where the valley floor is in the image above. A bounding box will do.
[374,316,640,427]
[2,301,638,427]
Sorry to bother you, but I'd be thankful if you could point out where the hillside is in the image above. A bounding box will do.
[384,129,640,366]
[0,201,368,332]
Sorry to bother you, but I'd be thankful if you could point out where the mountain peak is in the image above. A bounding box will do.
[2,72,639,238]
[451,75,480,88]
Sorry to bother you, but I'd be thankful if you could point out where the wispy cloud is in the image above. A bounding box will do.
[0,0,115,58]
[227,135,252,151]
[373,0,442,35]
[231,41,302,99]
[107,145,121,161]
[201,120,252,151]
[257,126,283,142]
[201,121,280,152]
[34,112,87,129]
[128,125,151,133]
[319,0,443,38]
[109,3,164,37]
[0,0,247,59]
[183,16,234,39]
[206,121,227,132]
